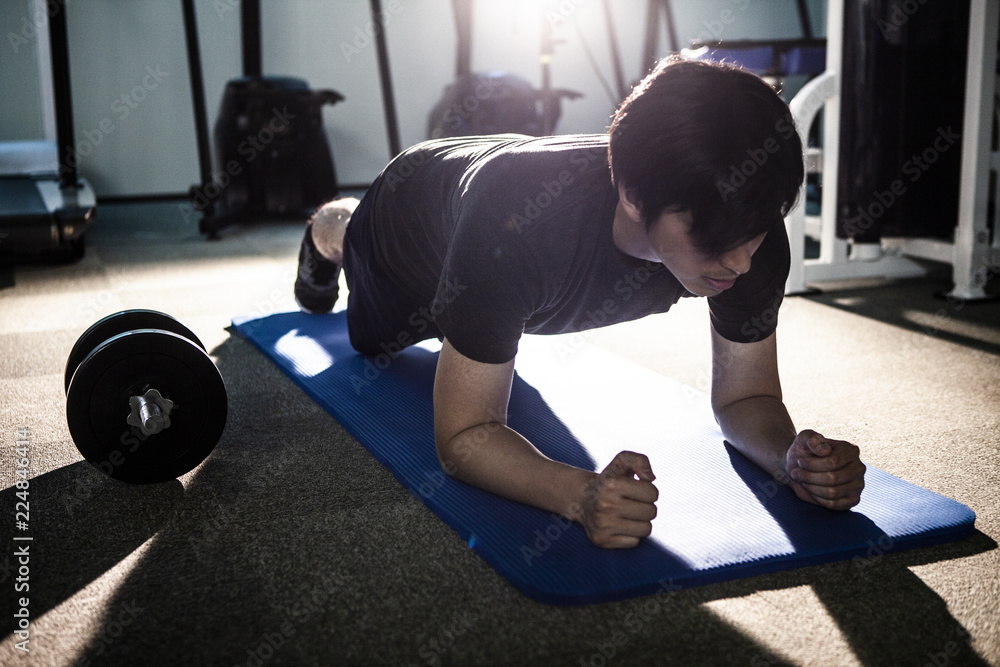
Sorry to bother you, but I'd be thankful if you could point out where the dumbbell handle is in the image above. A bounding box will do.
[127,389,174,437]
[138,397,165,433]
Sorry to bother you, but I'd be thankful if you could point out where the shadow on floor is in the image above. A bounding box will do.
[802,272,1000,356]
[7,331,994,665]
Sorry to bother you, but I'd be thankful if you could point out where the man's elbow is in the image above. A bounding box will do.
[434,431,457,475]
[712,393,783,416]
[710,397,737,425]
[435,421,497,477]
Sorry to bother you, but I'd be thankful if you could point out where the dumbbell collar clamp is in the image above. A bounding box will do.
[127,388,174,436]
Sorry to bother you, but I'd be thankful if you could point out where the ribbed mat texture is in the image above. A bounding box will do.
[232,310,975,605]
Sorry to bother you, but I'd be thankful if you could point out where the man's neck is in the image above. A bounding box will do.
[612,201,659,262]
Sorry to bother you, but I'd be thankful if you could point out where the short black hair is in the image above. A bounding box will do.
[608,57,804,256]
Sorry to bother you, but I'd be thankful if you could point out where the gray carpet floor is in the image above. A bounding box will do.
[1,200,998,666]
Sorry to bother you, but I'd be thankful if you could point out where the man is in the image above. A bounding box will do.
[294,57,866,549]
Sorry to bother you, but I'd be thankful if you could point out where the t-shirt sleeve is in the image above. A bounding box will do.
[707,220,790,343]
[432,191,542,364]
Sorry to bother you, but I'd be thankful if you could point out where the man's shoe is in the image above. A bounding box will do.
[294,223,341,314]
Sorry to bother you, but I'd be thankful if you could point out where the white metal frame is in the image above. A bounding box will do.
[784,0,1000,298]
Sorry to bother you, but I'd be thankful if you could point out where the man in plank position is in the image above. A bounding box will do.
[294,58,866,548]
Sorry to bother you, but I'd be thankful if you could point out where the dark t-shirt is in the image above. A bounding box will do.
[358,134,789,364]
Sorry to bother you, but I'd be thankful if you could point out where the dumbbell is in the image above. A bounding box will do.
[65,309,228,484]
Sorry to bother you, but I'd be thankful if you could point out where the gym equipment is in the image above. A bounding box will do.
[836,0,969,243]
[428,72,549,139]
[65,310,227,484]
[641,0,680,71]
[181,0,344,238]
[0,1,96,260]
[208,76,342,224]
[428,0,581,140]
[64,309,205,392]
[233,310,975,605]
[681,0,825,88]
[369,0,402,158]
[782,0,998,299]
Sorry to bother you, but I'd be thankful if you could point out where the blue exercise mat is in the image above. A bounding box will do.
[232,310,976,605]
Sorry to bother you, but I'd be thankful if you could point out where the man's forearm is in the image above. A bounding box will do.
[714,395,797,481]
[438,423,595,520]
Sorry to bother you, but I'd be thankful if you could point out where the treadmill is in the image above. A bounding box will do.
[0,1,95,261]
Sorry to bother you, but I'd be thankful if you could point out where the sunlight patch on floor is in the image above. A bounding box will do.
[704,586,862,667]
[28,535,158,665]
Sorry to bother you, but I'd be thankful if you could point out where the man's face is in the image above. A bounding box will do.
[646,209,768,296]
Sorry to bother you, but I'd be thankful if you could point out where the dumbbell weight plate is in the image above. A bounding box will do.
[65,309,206,393]
[66,329,228,484]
